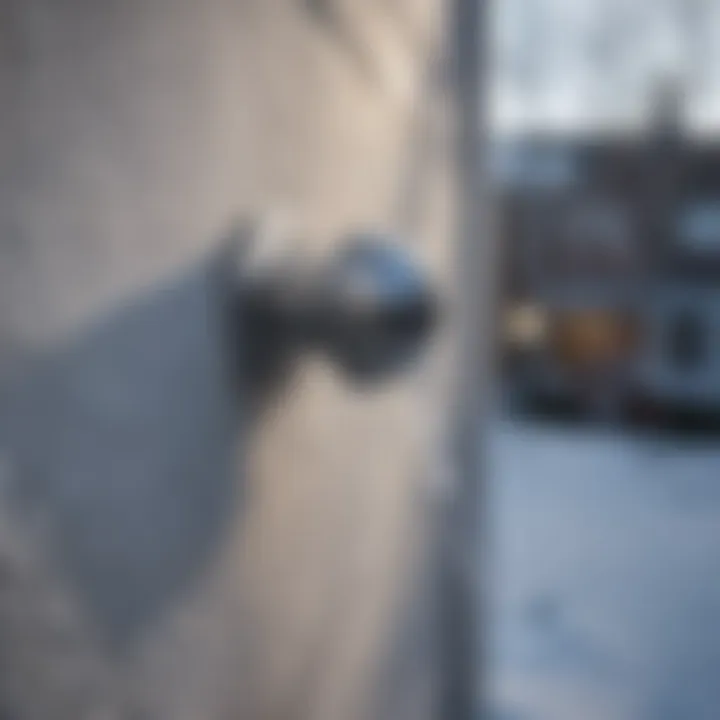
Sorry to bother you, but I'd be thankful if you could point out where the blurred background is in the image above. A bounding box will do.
[491,1,720,719]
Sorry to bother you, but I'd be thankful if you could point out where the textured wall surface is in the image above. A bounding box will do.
[0,2,452,718]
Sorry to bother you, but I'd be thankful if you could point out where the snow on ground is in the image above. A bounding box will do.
[489,418,720,720]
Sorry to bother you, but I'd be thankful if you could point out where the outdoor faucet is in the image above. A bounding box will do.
[232,226,439,392]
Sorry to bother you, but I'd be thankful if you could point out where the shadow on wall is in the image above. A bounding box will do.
[0,245,246,649]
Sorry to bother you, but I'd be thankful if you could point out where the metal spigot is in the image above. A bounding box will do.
[235,228,438,390]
